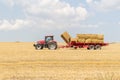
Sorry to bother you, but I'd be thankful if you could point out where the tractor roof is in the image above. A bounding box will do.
[45,35,54,37]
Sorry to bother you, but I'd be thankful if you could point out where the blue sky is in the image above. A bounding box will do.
[0,0,120,42]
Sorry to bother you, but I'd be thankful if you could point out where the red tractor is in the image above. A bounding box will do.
[33,35,57,50]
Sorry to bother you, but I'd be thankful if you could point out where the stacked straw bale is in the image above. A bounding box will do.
[77,39,85,43]
[71,38,77,42]
[76,34,104,43]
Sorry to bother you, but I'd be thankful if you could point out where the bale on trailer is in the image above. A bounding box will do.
[83,34,96,39]
[77,34,104,43]
[77,34,86,39]
[87,34,97,39]
[85,39,92,43]
[77,39,85,43]
[77,34,104,39]
[61,32,71,43]
[95,40,104,43]
[91,39,104,43]
[71,38,77,42]
[98,40,104,43]
[96,34,104,40]
[77,34,99,39]
[91,39,98,43]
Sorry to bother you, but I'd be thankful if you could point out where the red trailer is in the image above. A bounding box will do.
[60,32,108,50]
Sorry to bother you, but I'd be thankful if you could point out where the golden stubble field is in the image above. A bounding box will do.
[0,42,120,80]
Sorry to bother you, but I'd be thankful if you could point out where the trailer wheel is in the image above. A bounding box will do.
[95,45,101,50]
[48,42,57,50]
[74,46,77,49]
[87,45,94,50]
[35,44,43,50]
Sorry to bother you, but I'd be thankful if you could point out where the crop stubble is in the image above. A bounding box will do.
[0,42,120,80]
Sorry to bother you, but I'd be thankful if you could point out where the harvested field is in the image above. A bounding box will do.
[0,42,120,80]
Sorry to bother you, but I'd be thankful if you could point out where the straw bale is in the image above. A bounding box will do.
[91,39,104,43]
[77,39,85,43]
[77,34,86,39]
[77,34,98,39]
[96,34,104,40]
[61,32,71,43]
[71,38,77,42]
[91,39,98,43]
[97,40,104,43]
[85,39,92,43]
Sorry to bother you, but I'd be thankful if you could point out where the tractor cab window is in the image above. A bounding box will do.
[45,36,53,42]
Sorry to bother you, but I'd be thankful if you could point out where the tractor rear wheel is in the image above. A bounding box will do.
[35,44,43,50]
[48,42,57,50]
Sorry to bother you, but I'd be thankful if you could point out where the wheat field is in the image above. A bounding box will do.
[0,42,120,80]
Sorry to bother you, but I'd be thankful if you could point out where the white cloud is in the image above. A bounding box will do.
[21,0,88,21]
[0,0,90,30]
[80,24,99,28]
[118,22,120,25]
[0,19,31,30]
[86,0,120,11]
[1,0,14,7]
[86,0,93,4]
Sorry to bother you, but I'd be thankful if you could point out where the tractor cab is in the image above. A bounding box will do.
[45,36,54,43]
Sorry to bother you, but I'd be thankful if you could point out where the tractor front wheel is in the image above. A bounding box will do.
[35,44,43,50]
[48,42,57,50]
